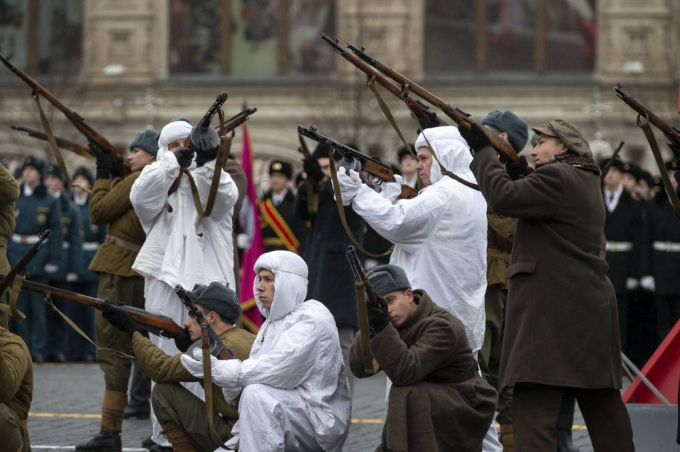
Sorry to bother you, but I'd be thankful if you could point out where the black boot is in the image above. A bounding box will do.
[557,397,580,452]
[75,430,122,452]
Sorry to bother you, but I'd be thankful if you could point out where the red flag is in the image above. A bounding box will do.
[239,122,265,331]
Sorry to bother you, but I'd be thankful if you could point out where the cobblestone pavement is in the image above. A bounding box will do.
[29,363,594,451]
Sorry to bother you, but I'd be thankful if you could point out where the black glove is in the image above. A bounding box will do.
[174,147,195,168]
[303,158,325,183]
[506,155,529,181]
[195,145,218,168]
[460,123,492,153]
[415,101,440,131]
[111,155,125,178]
[366,295,390,337]
[89,140,112,179]
[102,305,140,336]
[173,329,194,353]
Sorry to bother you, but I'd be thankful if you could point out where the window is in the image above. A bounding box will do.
[0,0,83,78]
[425,0,596,76]
[169,0,336,77]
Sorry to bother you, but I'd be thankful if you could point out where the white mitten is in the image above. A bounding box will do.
[380,174,403,204]
[640,275,655,292]
[334,167,363,206]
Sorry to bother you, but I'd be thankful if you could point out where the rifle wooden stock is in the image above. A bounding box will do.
[0,230,50,295]
[614,84,680,148]
[346,247,381,309]
[0,55,122,164]
[11,125,96,160]
[0,275,184,337]
[343,41,521,164]
[320,35,446,129]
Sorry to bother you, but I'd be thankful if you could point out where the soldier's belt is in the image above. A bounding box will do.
[11,234,42,245]
[653,241,680,252]
[105,234,142,252]
[263,237,285,246]
[606,241,634,252]
[82,242,99,251]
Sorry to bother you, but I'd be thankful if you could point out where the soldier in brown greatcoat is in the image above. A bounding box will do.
[465,119,634,451]
[350,264,497,452]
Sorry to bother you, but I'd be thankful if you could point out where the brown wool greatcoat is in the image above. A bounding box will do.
[0,165,19,328]
[471,147,622,390]
[350,290,497,452]
[131,326,255,426]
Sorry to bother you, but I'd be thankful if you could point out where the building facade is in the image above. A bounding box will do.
[0,0,678,174]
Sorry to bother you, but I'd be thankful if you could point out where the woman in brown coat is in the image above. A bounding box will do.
[464,119,634,451]
[350,264,497,452]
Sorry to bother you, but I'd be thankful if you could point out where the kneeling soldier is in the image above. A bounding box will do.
[103,282,255,451]
[350,265,497,452]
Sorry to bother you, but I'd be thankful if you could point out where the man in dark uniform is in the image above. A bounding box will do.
[8,156,63,363]
[260,160,305,253]
[44,163,85,363]
[640,159,680,344]
[599,157,643,355]
[0,160,19,329]
[465,119,634,451]
[69,166,106,362]
[296,143,366,390]
[76,129,158,452]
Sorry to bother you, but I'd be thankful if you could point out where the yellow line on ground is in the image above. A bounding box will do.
[29,412,101,419]
[28,412,589,431]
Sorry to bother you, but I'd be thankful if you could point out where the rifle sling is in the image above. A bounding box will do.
[638,115,680,216]
[167,136,232,218]
[366,77,411,154]
[0,274,26,322]
[355,282,378,375]
[327,142,393,258]
[42,292,134,360]
[201,325,229,448]
[33,93,73,188]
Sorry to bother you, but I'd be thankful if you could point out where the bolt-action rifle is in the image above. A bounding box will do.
[614,84,680,148]
[11,126,96,160]
[298,125,419,200]
[0,276,184,338]
[0,230,51,296]
[0,54,128,173]
[346,246,379,375]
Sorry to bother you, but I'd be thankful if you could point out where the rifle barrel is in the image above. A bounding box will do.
[339,41,519,162]
[613,84,680,147]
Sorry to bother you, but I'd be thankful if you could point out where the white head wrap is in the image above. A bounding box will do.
[253,251,309,320]
[156,120,193,161]
[414,126,476,185]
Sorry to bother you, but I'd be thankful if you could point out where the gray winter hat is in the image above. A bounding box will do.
[481,110,528,154]
[190,282,241,325]
[129,129,160,156]
[367,265,411,297]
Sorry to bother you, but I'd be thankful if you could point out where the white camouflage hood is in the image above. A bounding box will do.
[156,120,194,168]
[415,126,476,185]
[253,250,309,320]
